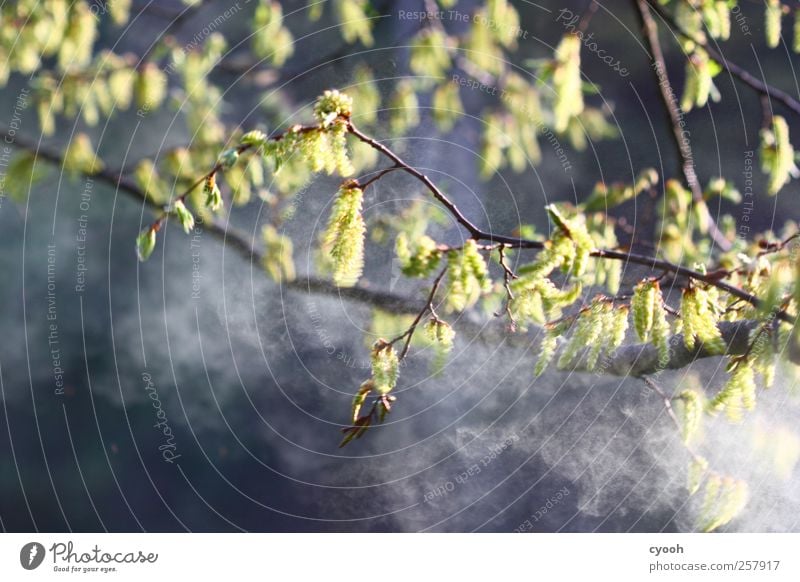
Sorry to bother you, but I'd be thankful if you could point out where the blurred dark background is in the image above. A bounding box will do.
[1,0,799,532]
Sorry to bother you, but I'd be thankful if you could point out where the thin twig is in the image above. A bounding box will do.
[633,0,732,252]
[643,376,705,463]
[647,0,800,117]
[388,267,448,360]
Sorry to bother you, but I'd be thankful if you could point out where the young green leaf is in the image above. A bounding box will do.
[136,227,157,262]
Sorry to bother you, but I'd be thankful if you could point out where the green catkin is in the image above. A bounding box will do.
[409,29,451,78]
[335,0,374,46]
[371,342,399,394]
[681,287,726,354]
[389,81,420,135]
[608,305,630,352]
[710,359,756,422]
[795,9,800,53]
[432,82,463,132]
[558,299,605,370]
[63,133,103,175]
[632,280,657,341]
[396,233,441,278]
[322,184,366,287]
[134,63,167,110]
[424,319,455,350]
[675,1,704,41]
[552,34,583,133]
[678,389,703,444]
[252,1,294,66]
[445,240,491,312]
[760,116,797,195]
[261,225,296,283]
[534,328,559,377]
[681,49,711,112]
[584,302,614,370]
[687,456,709,495]
[716,1,731,40]
[699,476,749,532]
[651,291,671,368]
[766,0,782,49]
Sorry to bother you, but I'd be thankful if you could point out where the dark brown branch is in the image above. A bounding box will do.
[646,0,800,117]
[3,115,795,328]
[347,122,544,249]
[633,0,731,252]
[2,129,422,315]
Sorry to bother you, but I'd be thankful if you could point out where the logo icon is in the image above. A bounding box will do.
[20,542,45,570]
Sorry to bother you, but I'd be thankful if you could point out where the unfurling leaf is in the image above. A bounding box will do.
[173,199,195,234]
[203,174,223,211]
[136,228,157,262]
[351,380,372,423]
[322,184,365,287]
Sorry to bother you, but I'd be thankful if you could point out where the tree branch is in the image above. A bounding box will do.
[633,0,731,251]
[2,129,422,315]
[568,319,765,377]
[646,0,800,117]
